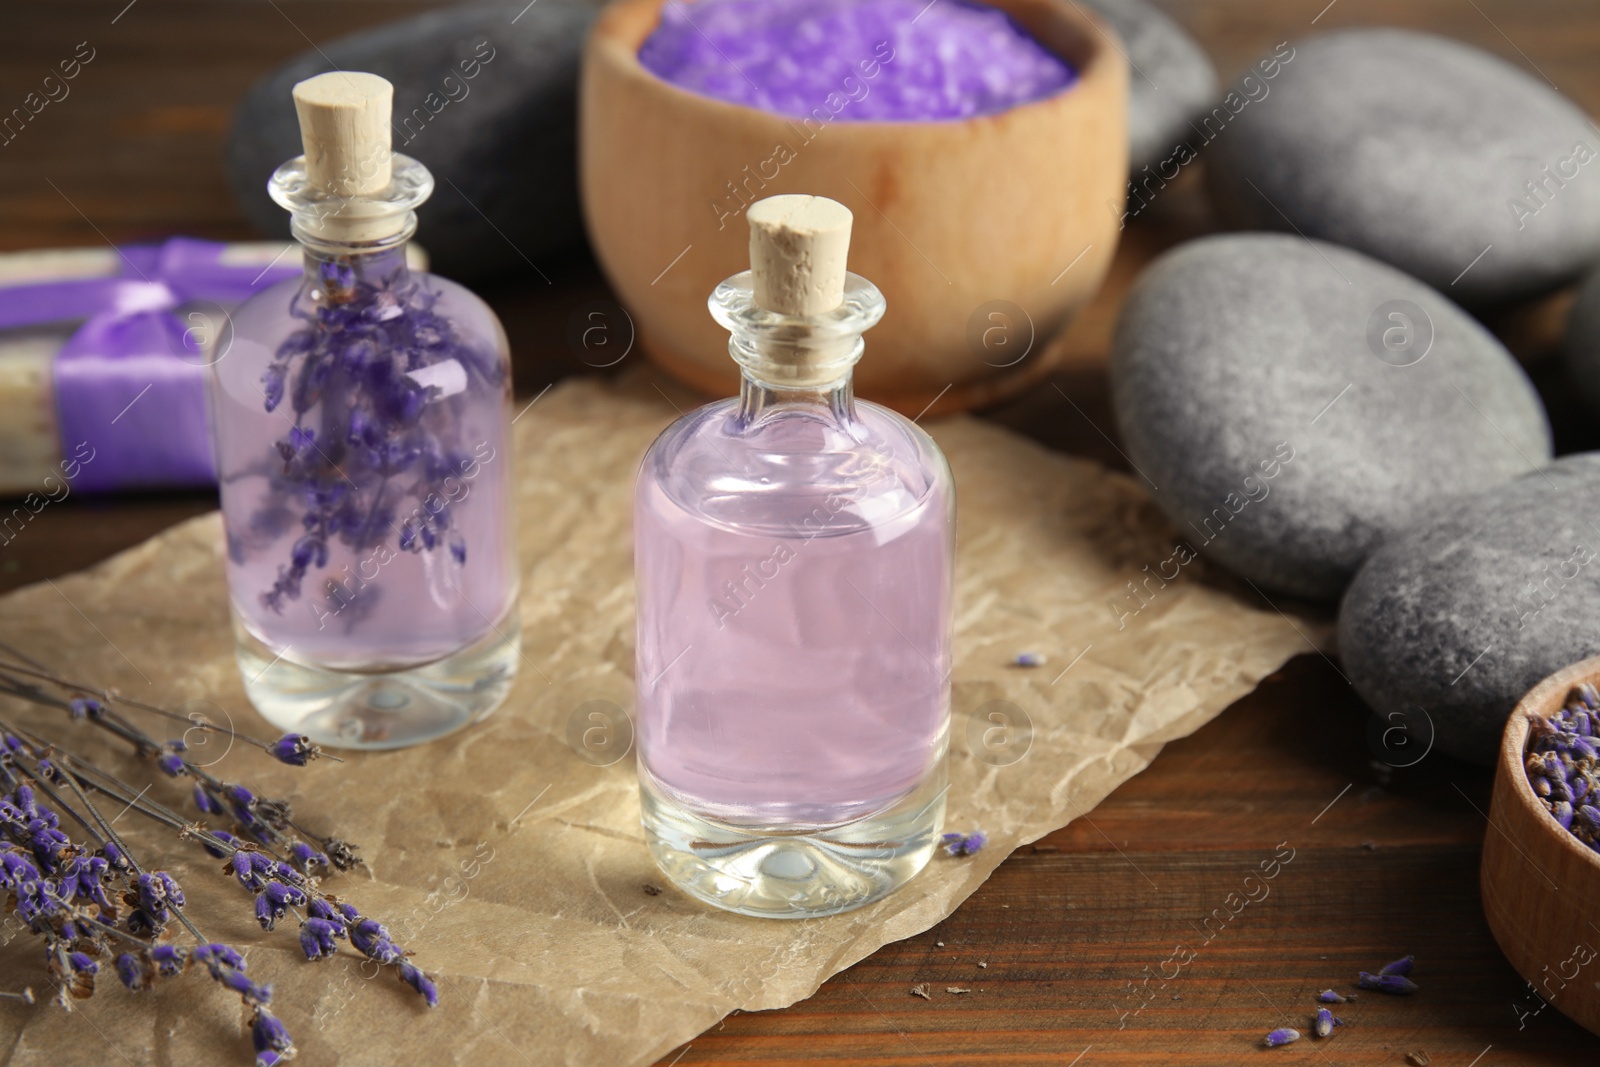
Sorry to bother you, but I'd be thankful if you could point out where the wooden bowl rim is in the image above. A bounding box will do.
[1498,653,1600,875]
[587,0,1124,132]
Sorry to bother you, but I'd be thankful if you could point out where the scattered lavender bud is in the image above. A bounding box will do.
[1264,1027,1301,1047]
[1358,971,1417,995]
[1012,652,1046,668]
[1379,955,1415,977]
[941,831,987,857]
[1313,1007,1341,1037]
[193,786,223,816]
[267,734,320,767]
[1316,989,1348,1004]
[399,961,439,1007]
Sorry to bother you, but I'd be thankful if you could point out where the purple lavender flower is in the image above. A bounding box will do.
[1379,955,1414,977]
[1358,971,1418,995]
[351,918,402,964]
[201,830,238,859]
[267,733,320,767]
[193,785,223,817]
[290,841,329,873]
[1313,1007,1340,1038]
[220,967,272,1005]
[299,918,342,961]
[1264,1027,1300,1047]
[193,943,247,978]
[67,697,103,720]
[940,830,987,857]
[398,961,439,1007]
[151,944,187,977]
[115,953,150,991]
[251,1009,295,1057]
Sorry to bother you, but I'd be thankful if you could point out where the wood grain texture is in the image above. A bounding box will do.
[1,1,1599,1062]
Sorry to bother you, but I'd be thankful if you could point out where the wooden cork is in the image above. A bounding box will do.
[292,71,394,198]
[747,195,853,316]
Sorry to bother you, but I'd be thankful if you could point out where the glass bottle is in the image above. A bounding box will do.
[210,73,518,749]
[634,195,954,917]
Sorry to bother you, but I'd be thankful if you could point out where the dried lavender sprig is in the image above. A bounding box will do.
[0,656,339,763]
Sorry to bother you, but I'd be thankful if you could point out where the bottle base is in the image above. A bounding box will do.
[639,765,946,918]
[232,608,520,750]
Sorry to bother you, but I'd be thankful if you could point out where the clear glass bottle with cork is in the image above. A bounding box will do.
[210,72,519,749]
[634,194,955,916]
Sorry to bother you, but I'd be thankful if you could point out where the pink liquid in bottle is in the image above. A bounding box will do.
[634,254,953,917]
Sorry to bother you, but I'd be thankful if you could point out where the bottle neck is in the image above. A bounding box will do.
[738,366,856,425]
[300,240,411,304]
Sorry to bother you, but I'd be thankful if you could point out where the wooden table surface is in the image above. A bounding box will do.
[4,2,1600,1064]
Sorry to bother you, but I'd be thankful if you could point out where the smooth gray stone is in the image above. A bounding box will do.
[1207,28,1600,306]
[1562,267,1600,412]
[1109,233,1551,601]
[1078,0,1218,175]
[226,1,596,283]
[1339,454,1600,764]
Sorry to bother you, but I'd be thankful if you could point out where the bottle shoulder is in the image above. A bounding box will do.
[639,397,953,537]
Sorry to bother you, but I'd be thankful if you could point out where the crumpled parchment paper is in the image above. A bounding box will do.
[0,375,1321,1066]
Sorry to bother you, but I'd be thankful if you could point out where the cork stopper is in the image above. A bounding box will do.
[747,195,853,316]
[292,72,393,198]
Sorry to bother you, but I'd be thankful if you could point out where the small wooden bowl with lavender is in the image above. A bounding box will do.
[1482,655,1600,1037]
[579,0,1127,416]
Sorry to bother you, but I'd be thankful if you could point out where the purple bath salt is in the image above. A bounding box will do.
[639,0,1077,121]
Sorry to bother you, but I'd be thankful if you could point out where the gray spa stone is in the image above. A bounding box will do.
[1077,0,1219,175]
[1109,233,1551,601]
[1562,267,1600,413]
[1207,29,1600,305]
[1339,455,1600,764]
[227,0,597,283]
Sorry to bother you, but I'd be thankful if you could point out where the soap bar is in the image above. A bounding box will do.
[0,241,427,497]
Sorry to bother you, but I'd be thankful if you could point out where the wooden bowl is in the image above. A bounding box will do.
[1482,655,1600,1037]
[578,0,1128,416]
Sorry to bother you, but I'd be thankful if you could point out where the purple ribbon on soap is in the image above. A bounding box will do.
[0,237,301,493]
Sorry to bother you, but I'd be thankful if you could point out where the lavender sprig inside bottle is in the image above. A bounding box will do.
[252,249,501,617]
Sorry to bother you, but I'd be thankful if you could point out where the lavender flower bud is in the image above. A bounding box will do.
[399,962,439,1007]
[254,894,276,931]
[290,841,329,873]
[220,967,272,1005]
[251,1009,295,1056]
[351,918,401,963]
[1533,775,1554,798]
[1379,955,1415,977]
[1357,971,1417,994]
[151,944,187,977]
[299,918,341,961]
[1264,1028,1300,1047]
[157,753,185,777]
[1553,800,1576,830]
[201,830,238,859]
[1579,683,1600,711]
[265,880,307,909]
[68,697,104,720]
[267,733,320,767]
[1313,1007,1340,1037]
[1316,990,1349,1005]
[68,952,97,975]
[102,841,129,871]
[193,943,246,977]
[115,953,149,991]
[940,831,987,857]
